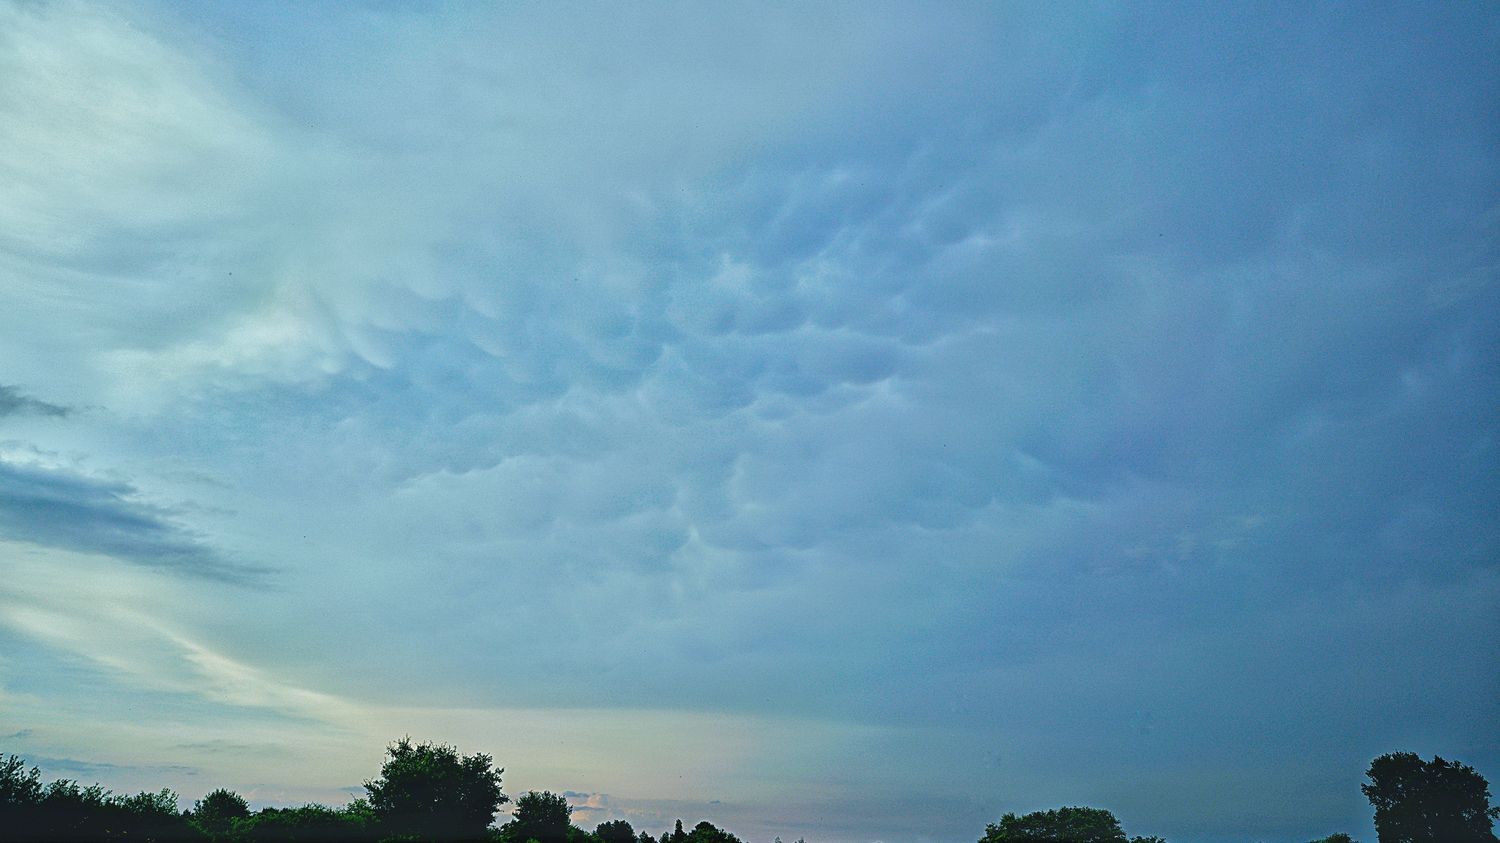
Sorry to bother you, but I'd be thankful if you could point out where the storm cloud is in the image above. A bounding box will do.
[0,3,1495,842]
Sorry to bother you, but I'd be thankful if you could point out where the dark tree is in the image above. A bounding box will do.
[684,820,741,843]
[118,788,194,840]
[0,755,203,842]
[1,754,44,805]
[597,819,637,843]
[192,788,251,838]
[1307,835,1357,843]
[364,737,507,841]
[1363,752,1500,843]
[500,790,573,843]
[233,803,376,843]
[34,778,119,842]
[980,806,1128,843]
[1,755,45,834]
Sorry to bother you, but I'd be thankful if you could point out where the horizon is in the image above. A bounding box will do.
[1,2,1497,842]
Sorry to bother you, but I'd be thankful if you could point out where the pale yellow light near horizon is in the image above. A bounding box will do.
[0,540,899,810]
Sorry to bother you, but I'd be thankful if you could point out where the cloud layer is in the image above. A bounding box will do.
[0,3,1496,842]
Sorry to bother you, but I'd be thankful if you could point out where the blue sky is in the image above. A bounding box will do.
[0,2,1496,841]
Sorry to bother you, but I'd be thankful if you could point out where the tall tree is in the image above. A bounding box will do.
[364,737,507,841]
[597,819,637,843]
[192,788,251,838]
[979,806,1129,843]
[1362,752,1500,843]
[500,790,573,843]
[684,820,741,843]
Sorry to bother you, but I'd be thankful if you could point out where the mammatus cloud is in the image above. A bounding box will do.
[0,3,1495,843]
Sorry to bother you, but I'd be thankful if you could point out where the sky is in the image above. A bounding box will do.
[0,2,1497,841]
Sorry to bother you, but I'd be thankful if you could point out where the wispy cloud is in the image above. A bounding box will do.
[27,755,199,780]
[0,454,263,583]
[0,386,68,418]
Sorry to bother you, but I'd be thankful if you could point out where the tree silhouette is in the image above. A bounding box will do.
[597,819,637,843]
[1,754,45,831]
[684,820,741,843]
[1362,752,1500,843]
[364,737,507,841]
[1,755,197,842]
[191,788,251,839]
[231,803,375,843]
[500,790,572,843]
[980,806,1128,843]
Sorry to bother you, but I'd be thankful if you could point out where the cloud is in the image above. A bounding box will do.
[0,386,68,418]
[0,453,262,583]
[0,3,1496,842]
[27,755,199,780]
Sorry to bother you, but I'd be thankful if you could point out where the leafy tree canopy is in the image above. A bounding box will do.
[980,806,1129,843]
[684,820,742,843]
[364,737,507,842]
[596,819,636,843]
[192,788,251,837]
[232,803,376,843]
[500,790,572,843]
[1363,752,1500,843]
[1,754,45,807]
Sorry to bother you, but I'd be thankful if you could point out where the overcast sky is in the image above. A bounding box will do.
[1,3,1497,842]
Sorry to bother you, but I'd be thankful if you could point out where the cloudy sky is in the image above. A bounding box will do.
[1,2,1497,841]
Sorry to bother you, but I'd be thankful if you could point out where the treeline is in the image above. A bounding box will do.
[0,739,752,843]
[2,740,1497,843]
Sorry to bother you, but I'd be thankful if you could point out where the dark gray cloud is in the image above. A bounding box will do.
[0,385,68,418]
[0,457,262,583]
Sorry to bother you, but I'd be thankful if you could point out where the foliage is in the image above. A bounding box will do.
[33,778,125,842]
[1307,834,1357,843]
[1,753,45,806]
[365,737,507,842]
[1362,752,1500,843]
[229,803,376,843]
[980,806,1129,843]
[499,790,572,843]
[0,755,198,842]
[192,788,252,838]
[596,819,636,843]
[684,820,741,843]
